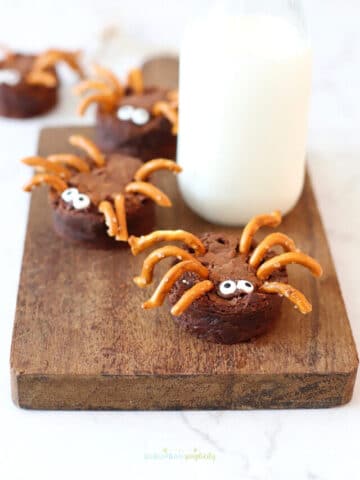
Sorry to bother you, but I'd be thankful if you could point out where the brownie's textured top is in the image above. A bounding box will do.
[50,153,150,219]
[168,232,287,344]
[69,153,143,205]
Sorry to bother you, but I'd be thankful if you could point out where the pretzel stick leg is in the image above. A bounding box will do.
[249,232,297,268]
[127,68,144,94]
[76,92,117,116]
[114,194,128,242]
[33,50,84,77]
[125,181,172,207]
[26,71,57,87]
[93,63,124,97]
[134,246,197,287]
[167,89,179,104]
[134,159,182,182]
[152,101,178,134]
[23,173,67,193]
[73,80,113,96]
[69,135,105,167]
[171,280,214,316]
[256,252,323,280]
[240,211,282,255]
[128,230,206,256]
[98,201,118,237]
[47,154,90,173]
[21,156,71,179]
[142,260,209,310]
[259,281,312,314]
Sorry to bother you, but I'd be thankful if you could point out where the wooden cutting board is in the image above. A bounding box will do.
[10,58,358,410]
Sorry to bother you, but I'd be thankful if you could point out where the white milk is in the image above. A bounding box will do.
[177,13,312,225]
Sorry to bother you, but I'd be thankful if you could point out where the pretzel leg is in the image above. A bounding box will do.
[21,156,71,179]
[127,68,144,94]
[134,246,197,287]
[128,230,206,256]
[142,260,209,310]
[259,281,312,314]
[23,173,67,193]
[167,89,179,104]
[98,201,118,237]
[47,154,90,173]
[26,71,57,87]
[93,63,124,97]
[125,181,172,207]
[76,92,117,116]
[134,159,182,182]
[240,211,282,255]
[69,135,105,167]
[73,80,113,96]
[256,252,323,280]
[152,101,178,134]
[33,50,83,77]
[114,194,128,242]
[249,233,297,268]
[171,280,214,316]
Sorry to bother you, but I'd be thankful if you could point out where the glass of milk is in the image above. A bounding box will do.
[177,0,312,225]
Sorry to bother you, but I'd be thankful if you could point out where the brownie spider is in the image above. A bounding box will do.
[22,135,181,245]
[0,47,84,118]
[73,64,178,160]
[74,64,178,133]
[129,211,323,344]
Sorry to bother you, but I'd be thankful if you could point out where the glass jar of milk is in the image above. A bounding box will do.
[177,0,311,225]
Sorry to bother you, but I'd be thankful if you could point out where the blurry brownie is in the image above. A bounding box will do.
[76,66,178,161]
[0,49,82,118]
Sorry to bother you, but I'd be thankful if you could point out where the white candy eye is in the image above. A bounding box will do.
[61,188,78,203]
[218,280,237,297]
[131,107,150,125]
[117,105,135,121]
[0,69,20,86]
[72,193,91,210]
[237,280,254,293]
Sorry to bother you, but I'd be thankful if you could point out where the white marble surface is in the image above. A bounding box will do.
[0,1,359,479]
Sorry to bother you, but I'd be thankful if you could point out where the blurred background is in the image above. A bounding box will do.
[0,0,359,132]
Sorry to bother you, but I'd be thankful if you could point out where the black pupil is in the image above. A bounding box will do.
[79,196,84,201]
[224,282,232,289]
[245,282,252,288]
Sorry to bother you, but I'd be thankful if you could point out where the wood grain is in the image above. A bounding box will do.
[10,57,358,409]
[142,56,179,90]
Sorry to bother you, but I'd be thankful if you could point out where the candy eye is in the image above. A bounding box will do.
[218,280,237,297]
[72,193,91,210]
[131,108,150,126]
[237,280,254,293]
[0,69,20,86]
[61,188,78,203]
[117,105,135,121]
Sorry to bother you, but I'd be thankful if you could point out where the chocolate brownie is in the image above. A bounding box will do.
[0,53,58,118]
[49,154,155,248]
[168,233,287,344]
